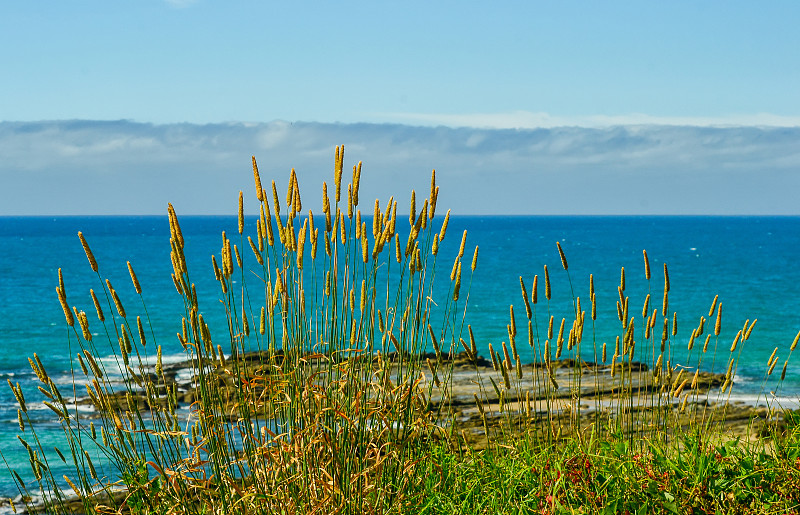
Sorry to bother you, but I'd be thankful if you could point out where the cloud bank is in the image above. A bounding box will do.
[1,120,799,215]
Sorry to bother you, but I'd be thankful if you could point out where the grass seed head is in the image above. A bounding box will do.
[57,286,74,327]
[556,241,568,270]
[544,265,551,300]
[709,294,719,318]
[252,156,264,201]
[768,356,779,376]
[730,330,742,353]
[438,209,451,242]
[90,289,104,322]
[520,277,532,319]
[78,232,98,272]
[127,261,142,294]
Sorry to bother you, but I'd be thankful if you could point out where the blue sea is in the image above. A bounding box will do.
[1,215,800,501]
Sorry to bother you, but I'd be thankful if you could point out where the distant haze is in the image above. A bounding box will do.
[1,120,798,216]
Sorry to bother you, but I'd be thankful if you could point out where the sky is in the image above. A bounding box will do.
[2,1,799,215]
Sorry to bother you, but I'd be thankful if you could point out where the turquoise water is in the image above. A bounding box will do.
[1,215,800,500]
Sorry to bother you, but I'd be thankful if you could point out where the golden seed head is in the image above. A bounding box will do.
[452,262,462,301]
[767,347,778,368]
[372,199,381,239]
[137,316,146,346]
[395,233,402,263]
[458,230,467,259]
[168,203,184,249]
[127,261,142,295]
[429,185,439,220]
[90,289,104,322]
[715,303,722,336]
[241,308,250,336]
[532,275,538,305]
[708,295,718,318]
[56,286,74,327]
[78,311,91,341]
[791,329,800,352]
[111,287,126,318]
[450,256,459,281]
[672,312,677,336]
[252,156,264,202]
[642,293,650,319]
[362,227,369,263]
[352,161,362,207]
[556,241,568,271]
[730,330,742,353]
[334,145,344,203]
[471,245,478,272]
[409,190,416,227]
[156,345,163,376]
[439,209,451,242]
[520,277,532,319]
[643,249,650,280]
[248,236,264,266]
[293,171,302,213]
[768,356,778,376]
[271,180,281,219]
[238,191,244,234]
[286,169,296,211]
[58,268,66,297]
[544,265,551,300]
[78,232,98,272]
[703,334,711,353]
[347,183,354,219]
[619,267,625,291]
[663,263,670,292]
[744,318,756,340]
[725,357,734,381]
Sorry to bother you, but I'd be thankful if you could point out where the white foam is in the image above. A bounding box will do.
[724,392,800,409]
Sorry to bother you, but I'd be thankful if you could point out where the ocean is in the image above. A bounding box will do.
[1,215,800,501]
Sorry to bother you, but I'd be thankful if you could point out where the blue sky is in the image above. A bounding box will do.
[2,2,799,214]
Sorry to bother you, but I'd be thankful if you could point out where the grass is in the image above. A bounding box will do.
[4,146,800,514]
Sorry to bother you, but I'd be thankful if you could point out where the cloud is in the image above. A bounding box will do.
[1,120,799,215]
[376,111,800,130]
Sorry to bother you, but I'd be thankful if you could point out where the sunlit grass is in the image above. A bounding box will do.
[5,146,800,514]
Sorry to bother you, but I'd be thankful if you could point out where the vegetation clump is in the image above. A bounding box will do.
[5,147,800,514]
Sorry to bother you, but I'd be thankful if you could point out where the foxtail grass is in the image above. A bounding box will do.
[5,147,800,514]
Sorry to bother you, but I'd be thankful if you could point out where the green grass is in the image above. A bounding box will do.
[409,422,800,514]
[4,146,800,514]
